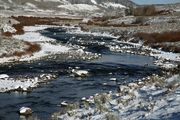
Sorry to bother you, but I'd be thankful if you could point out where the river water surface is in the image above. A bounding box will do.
[0,27,160,120]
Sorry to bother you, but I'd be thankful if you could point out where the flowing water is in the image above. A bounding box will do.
[0,27,160,120]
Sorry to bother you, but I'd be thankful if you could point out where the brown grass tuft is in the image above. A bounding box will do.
[134,31,180,53]
[2,32,13,37]
[25,42,41,55]
[0,42,41,58]
[129,5,158,16]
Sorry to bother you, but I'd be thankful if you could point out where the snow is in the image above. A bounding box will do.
[13,25,70,61]
[58,4,99,12]
[2,24,16,33]
[91,0,97,5]
[82,18,91,23]
[100,2,126,9]
[64,25,116,38]
[61,101,68,106]
[72,69,89,77]
[166,75,180,83]
[20,107,30,113]
[110,78,117,81]
[13,25,56,42]
[150,49,180,62]
[0,77,38,92]
[23,25,51,32]
[0,73,56,92]
[14,32,55,42]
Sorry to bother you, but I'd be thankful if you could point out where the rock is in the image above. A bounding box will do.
[19,107,32,116]
[110,78,117,81]
[72,69,89,77]
[81,97,86,101]
[61,101,68,107]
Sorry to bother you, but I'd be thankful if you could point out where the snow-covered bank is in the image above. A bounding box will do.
[100,2,126,9]
[0,73,56,92]
[53,74,180,120]
[12,25,102,62]
[12,25,70,61]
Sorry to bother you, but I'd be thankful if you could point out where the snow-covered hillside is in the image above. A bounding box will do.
[0,0,136,16]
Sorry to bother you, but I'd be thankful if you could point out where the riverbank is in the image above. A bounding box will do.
[53,73,180,120]
[0,2,180,119]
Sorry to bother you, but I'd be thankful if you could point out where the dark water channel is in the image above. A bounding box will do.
[0,27,160,120]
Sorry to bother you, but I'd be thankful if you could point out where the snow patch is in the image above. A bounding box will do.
[2,24,16,33]
[101,2,126,9]
[58,4,99,12]
[0,74,56,92]
[0,77,38,92]
[91,0,97,5]
[14,32,55,42]
[72,69,89,77]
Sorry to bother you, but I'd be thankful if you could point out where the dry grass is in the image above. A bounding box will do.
[1,16,82,57]
[24,42,41,55]
[81,20,148,27]
[129,5,158,16]
[2,32,12,37]
[0,42,41,58]
[134,31,180,53]
[134,31,180,44]
[2,16,82,37]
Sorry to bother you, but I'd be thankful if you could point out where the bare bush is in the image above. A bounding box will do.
[129,5,157,16]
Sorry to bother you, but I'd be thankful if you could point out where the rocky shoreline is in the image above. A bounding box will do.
[52,73,180,120]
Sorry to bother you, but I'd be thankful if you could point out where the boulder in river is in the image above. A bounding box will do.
[19,107,32,116]
[72,69,89,77]
[61,101,68,107]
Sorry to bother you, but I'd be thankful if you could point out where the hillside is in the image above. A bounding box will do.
[0,0,136,17]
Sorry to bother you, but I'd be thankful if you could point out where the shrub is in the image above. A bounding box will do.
[130,5,157,16]
[106,113,118,120]
[134,31,180,44]
[132,17,147,25]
